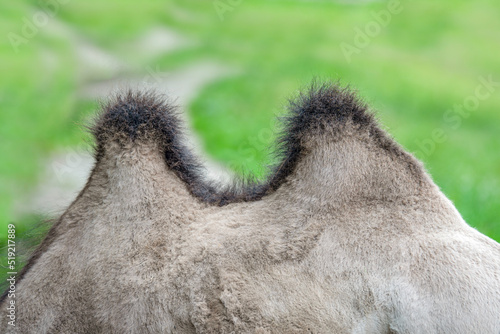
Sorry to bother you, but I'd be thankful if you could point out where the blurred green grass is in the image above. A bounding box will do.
[1,0,499,276]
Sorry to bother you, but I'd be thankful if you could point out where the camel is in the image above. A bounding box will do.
[1,82,499,333]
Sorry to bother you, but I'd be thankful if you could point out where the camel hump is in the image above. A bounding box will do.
[281,81,414,158]
[286,81,374,140]
[91,90,181,150]
[265,81,430,198]
[90,90,213,195]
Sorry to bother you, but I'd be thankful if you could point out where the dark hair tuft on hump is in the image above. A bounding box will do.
[89,82,405,205]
